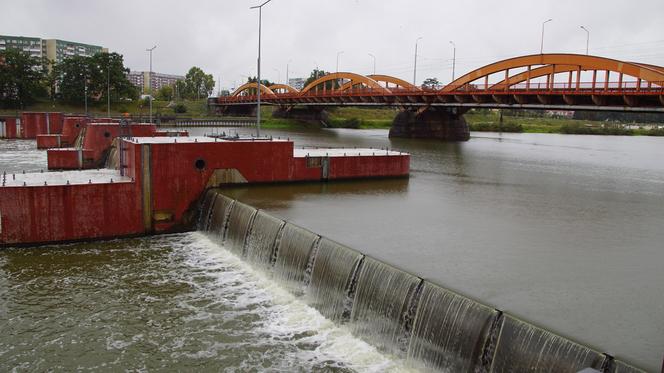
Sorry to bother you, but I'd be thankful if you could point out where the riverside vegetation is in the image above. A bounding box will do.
[3,99,663,136]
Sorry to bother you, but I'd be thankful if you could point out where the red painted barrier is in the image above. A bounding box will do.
[2,136,410,246]
[61,116,88,146]
[47,149,96,170]
[20,112,64,138]
[36,134,62,149]
[0,179,142,245]
[0,116,20,138]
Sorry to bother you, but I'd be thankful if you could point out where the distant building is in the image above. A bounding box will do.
[288,78,306,90]
[127,71,184,93]
[0,34,107,70]
[0,35,43,58]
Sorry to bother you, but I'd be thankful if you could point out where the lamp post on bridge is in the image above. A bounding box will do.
[580,26,590,55]
[368,53,376,75]
[413,36,423,86]
[336,51,344,73]
[449,40,456,82]
[286,59,292,85]
[540,19,552,54]
[250,0,273,138]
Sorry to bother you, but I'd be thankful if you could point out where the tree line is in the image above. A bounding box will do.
[0,48,215,109]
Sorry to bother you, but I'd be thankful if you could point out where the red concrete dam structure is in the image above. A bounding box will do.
[20,112,64,139]
[0,115,21,139]
[46,122,187,170]
[211,53,664,141]
[0,136,409,246]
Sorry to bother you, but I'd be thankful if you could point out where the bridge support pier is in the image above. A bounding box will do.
[272,106,329,124]
[218,105,257,117]
[389,107,470,141]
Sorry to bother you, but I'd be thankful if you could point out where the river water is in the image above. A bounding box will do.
[1,128,663,371]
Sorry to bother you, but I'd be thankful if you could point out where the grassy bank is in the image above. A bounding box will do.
[4,101,662,136]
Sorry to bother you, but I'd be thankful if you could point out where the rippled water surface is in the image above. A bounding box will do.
[1,128,663,371]
[0,233,410,372]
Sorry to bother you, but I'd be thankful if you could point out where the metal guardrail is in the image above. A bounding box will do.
[167,119,255,127]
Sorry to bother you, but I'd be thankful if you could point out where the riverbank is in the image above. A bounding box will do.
[4,101,663,136]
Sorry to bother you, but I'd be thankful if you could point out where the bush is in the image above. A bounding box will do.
[173,103,187,113]
[469,122,523,132]
[560,123,633,136]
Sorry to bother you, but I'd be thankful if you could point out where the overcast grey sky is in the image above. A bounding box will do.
[4,0,664,89]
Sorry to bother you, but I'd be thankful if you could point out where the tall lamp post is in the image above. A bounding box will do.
[580,25,590,55]
[146,45,157,123]
[449,41,456,82]
[368,53,376,75]
[540,19,552,54]
[106,60,111,117]
[413,37,423,86]
[286,59,292,85]
[250,0,272,137]
[336,51,344,73]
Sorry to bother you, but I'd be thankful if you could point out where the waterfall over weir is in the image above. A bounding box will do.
[197,189,646,373]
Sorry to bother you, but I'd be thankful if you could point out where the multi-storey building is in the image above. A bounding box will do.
[0,35,44,58]
[288,78,306,90]
[127,71,184,94]
[0,35,107,69]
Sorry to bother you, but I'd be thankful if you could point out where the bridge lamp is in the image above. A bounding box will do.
[286,59,292,85]
[414,37,423,86]
[250,0,273,137]
[449,41,456,82]
[368,53,376,75]
[336,51,344,73]
[580,26,590,55]
[540,19,552,54]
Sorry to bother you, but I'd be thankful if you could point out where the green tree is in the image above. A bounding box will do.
[184,67,215,100]
[54,55,94,104]
[303,69,337,90]
[246,76,273,86]
[0,49,47,108]
[422,77,440,89]
[88,52,138,103]
[54,52,137,104]
[174,80,186,100]
[157,85,174,101]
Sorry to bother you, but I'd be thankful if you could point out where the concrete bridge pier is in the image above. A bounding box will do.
[219,105,257,117]
[272,106,330,124]
[389,107,470,141]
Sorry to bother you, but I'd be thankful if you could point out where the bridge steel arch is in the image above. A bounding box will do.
[339,74,421,91]
[300,72,390,94]
[268,84,300,93]
[232,82,275,97]
[442,54,664,92]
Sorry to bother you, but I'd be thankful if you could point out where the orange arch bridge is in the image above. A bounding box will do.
[214,54,664,112]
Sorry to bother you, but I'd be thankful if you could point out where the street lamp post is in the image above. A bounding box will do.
[107,60,111,117]
[540,19,552,54]
[286,59,292,85]
[580,26,590,55]
[336,51,344,73]
[449,41,456,82]
[146,45,157,124]
[413,37,423,86]
[368,53,376,75]
[84,75,88,116]
[250,0,273,137]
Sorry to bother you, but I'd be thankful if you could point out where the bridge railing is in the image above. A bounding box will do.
[217,81,664,104]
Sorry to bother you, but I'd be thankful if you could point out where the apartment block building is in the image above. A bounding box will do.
[127,71,184,93]
[0,35,107,69]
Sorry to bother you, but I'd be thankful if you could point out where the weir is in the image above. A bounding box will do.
[198,189,646,373]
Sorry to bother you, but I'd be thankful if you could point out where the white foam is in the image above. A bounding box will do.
[185,232,418,372]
